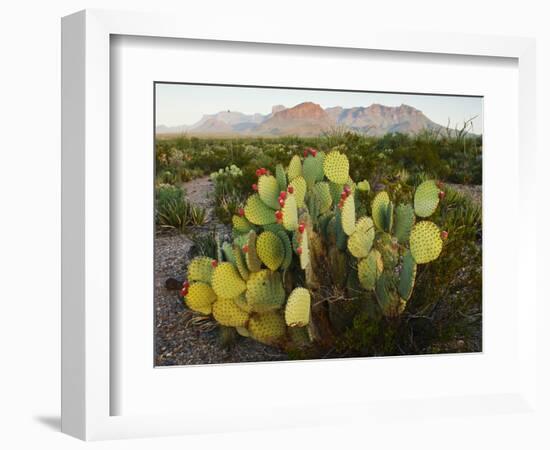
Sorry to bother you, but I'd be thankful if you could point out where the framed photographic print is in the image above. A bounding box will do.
[62,9,538,441]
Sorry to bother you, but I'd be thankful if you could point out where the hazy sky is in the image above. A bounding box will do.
[155,83,483,133]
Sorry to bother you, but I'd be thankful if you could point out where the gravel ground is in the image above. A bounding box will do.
[154,177,288,366]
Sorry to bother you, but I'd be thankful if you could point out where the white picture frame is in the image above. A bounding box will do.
[61,9,537,441]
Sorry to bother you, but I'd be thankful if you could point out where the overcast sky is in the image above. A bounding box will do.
[155,83,483,134]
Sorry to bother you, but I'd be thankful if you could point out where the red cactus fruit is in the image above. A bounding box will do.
[279,191,287,200]
[310,149,317,157]
[438,191,446,199]
[297,247,303,255]
[278,198,285,207]
[180,287,188,297]
[242,245,249,253]
[252,183,258,191]
[344,185,351,193]
[440,231,449,240]
[298,223,305,233]
[183,280,190,288]
[287,186,294,194]
[338,200,344,209]
[255,169,262,177]
[211,260,218,268]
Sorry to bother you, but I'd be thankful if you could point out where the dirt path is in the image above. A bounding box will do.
[155,176,288,366]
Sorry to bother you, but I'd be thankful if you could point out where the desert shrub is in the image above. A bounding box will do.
[155,184,206,231]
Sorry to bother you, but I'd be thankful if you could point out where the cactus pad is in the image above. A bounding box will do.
[297,228,310,269]
[249,311,286,345]
[244,194,276,225]
[341,194,356,236]
[256,231,285,271]
[258,174,281,210]
[212,297,250,327]
[276,230,293,270]
[235,326,250,337]
[232,214,253,235]
[357,180,370,192]
[394,203,415,243]
[245,230,262,272]
[358,250,383,290]
[303,154,325,188]
[289,176,307,208]
[371,191,390,232]
[185,282,217,315]
[329,181,344,204]
[410,221,443,264]
[287,155,302,181]
[312,182,332,214]
[187,256,214,284]
[285,287,311,327]
[375,272,405,317]
[398,250,417,300]
[377,232,400,269]
[282,193,298,231]
[233,244,250,281]
[211,262,246,299]
[323,150,349,184]
[347,217,375,258]
[414,180,440,218]
[222,242,236,264]
[275,163,287,192]
[245,269,286,313]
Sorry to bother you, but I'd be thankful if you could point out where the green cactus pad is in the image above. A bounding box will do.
[232,214,253,234]
[249,311,286,345]
[329,181,344,204]
[323,150,349,184]
[235,326,250,337]
[245,269,286,313]
[357,180,370,192]
[414,180,440,218]
[258,174,281,210]
[410,221,443,264]
[212,297,250,327]
[287,155,303,181]
[347,217,375,258]
[187,256,215,284]
[375,273,406,318]
[233,233,248,249]
[384,201,394,233]
[371,191,390,232]
[333,208,348,250]
[222,242,236,264]
[256,231,285,271]
[211,262,246,299]
[232,294,252,313]
[282,193,298,231]
[289,176,307,208]
[232,244,250,281]
[276,230,293,270]
[275,163,287,192]
[341,194,356,236]
[185,282,217,315]
[285,287,311,327]
[245,230,262,272]
[297,228,310,270]
[312,182,333,214]
[394,203,415,244]
[398,250,417,301]
[244,194,276,225]
[357,250,383,290]
[303,154,325,188]
[377,232,400,269]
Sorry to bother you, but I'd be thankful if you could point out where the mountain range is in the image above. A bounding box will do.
[156,102,449,137]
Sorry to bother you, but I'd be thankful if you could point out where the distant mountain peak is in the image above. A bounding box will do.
[155,101,447,137]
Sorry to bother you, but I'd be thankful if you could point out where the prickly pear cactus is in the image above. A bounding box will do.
[179,147,446,352]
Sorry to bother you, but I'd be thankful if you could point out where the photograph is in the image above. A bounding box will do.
[154,83,483,366]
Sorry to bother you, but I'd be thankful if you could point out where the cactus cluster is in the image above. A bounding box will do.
[180,148,447,350]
